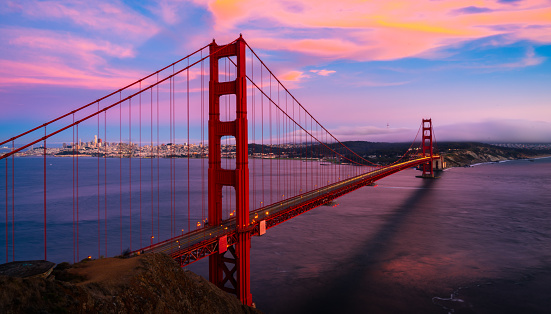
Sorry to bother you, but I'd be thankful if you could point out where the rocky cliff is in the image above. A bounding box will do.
[442,144,548,167]
[0,253,261,314]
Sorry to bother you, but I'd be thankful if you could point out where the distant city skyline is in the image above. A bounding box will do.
[1,0,550,143]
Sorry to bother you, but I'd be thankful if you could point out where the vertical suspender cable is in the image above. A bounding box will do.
[129,98,132,251]
[139,81,142,249]
[77,123,80,260]
[300,105,303,193]
[201,50,205,223]
[157,74,160,242]
[97,101,100,258]
[294,99,297,196]
[119,93,122,254]
[261,66,264,207]
[169,75,173,238]
[187,58,191,232]
[251,50,255,210]
[43,127,47,260]
[72,115,75,263]
[201,51,205,224]
[172,65,176,236]
[277,84,280,202]
[150,87,154,243]
[104,109,107,257]
[287,97,290,197]
[5,158,8,262]
[269,74,272,204]
[11,140,15,261]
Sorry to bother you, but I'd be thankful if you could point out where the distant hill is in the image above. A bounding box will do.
[436,142,551,167]
[250,141,551,166]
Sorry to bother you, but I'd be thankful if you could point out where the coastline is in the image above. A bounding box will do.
[442,147,551,168]
[445,154,551,169]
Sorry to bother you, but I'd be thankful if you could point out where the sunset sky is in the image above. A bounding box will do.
[1,0,550,143]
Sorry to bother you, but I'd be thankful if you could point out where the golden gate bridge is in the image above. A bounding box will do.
[0,35,441,306]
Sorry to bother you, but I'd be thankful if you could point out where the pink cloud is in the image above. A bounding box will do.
[150,0,185,25]
[0,1,165,90]
[198,0,551,62]
[0,28,145,89]
[0,23,211,91]
[6,0,160,41]
[246,30,459,62]
[0,59,145,90]
[310,69,336,76]
[7,29,135,60]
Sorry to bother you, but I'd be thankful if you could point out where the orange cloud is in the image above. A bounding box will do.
[200,0,551,61]
[281,70,309,82]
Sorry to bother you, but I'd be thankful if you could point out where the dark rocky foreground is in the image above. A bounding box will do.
[0,253,261,314]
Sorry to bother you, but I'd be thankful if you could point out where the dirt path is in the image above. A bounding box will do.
[69,256,142,285]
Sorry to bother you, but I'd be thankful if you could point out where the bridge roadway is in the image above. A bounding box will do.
[138,156,439,266]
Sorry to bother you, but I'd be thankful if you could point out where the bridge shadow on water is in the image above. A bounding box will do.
[292,178,439,314]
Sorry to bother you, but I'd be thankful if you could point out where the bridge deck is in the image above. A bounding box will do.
[139,156,438,266]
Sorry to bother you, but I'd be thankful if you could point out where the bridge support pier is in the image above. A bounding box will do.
[208,36,252,306]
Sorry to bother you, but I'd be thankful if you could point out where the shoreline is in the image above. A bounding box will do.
[445,154,551,169]
[442,147,551,167]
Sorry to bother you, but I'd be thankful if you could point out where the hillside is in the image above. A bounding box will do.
[250,141,550,166]
[333,141,551,167]
[438,142,551,167]
[0,254,261,314]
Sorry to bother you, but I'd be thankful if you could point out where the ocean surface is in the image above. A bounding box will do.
[2,156,551,313]
[191,157,551,313]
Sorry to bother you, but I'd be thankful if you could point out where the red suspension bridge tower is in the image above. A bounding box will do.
[421,118,434,178]
[208,36,252,305]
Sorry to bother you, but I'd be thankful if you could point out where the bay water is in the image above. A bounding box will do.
[1,156,550,313]
[235,157,551,313]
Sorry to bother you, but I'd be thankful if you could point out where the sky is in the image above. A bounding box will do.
[1,0,550,143]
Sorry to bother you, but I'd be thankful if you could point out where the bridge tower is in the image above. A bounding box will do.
[421,118,434,178]
[208,36,252,305]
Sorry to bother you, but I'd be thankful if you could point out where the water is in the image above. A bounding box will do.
[2,157,551,312]
[0,157,210,261]
[0,156,360,262]
[192,157,551,313]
